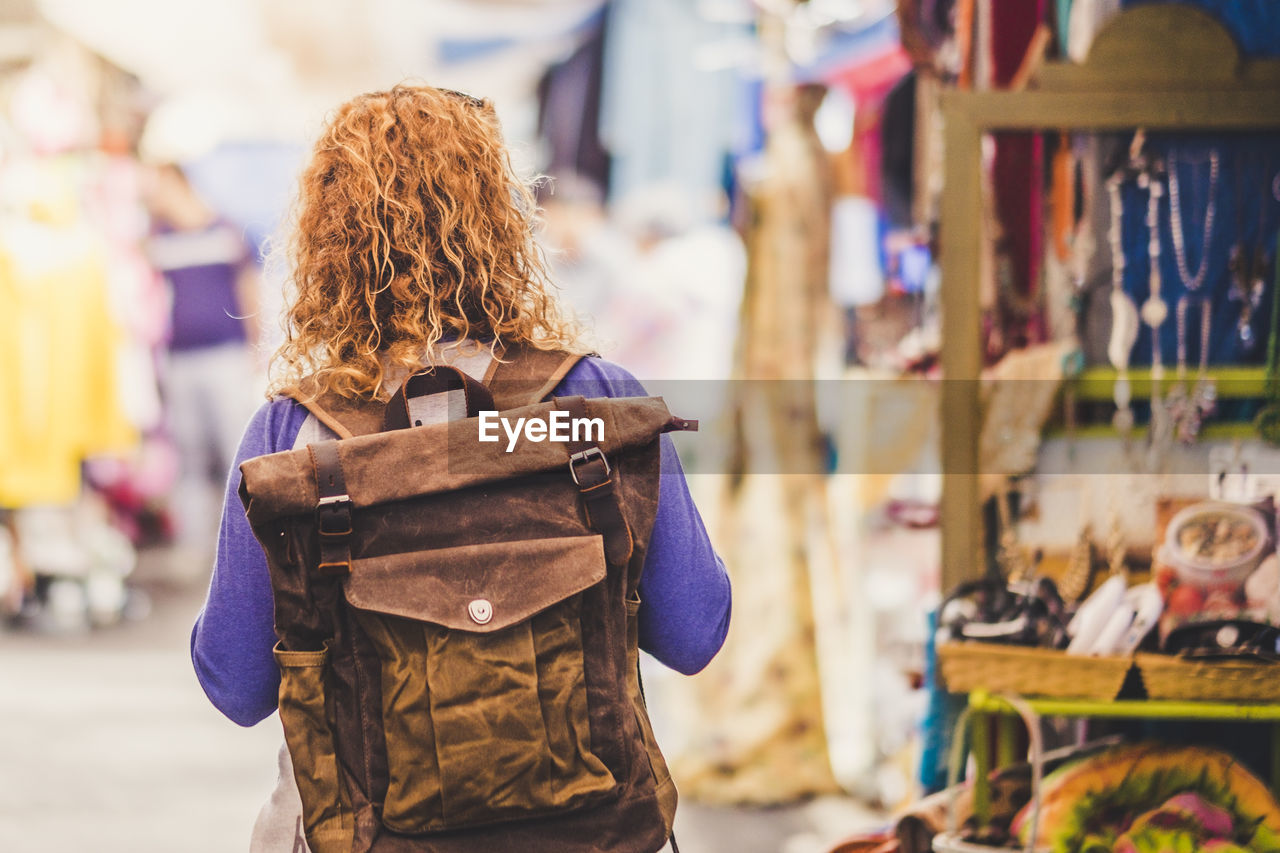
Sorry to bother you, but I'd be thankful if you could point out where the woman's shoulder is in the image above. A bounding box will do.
[557,354,648,399]
[240,395,311,457]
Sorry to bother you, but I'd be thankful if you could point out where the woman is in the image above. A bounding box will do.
[190,85,730,850]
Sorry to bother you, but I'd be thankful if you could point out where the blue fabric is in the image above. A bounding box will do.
[191,356,731,727]
[599,0,745,211]
[1102,1,1280,432]
[1117,137,1280,371]
[1056,0,1073,55]
[917,609,967,794]
[1122,0,1280,57]
[185,142,306,254]
[792,12,903,84]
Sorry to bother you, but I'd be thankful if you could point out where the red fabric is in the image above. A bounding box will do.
[991,0,1047,345]
[848,95,885,205]
[824,45,913,101]
[824,47,913,207]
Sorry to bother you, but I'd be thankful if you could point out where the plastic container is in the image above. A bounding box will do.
[1158,501,1268,588]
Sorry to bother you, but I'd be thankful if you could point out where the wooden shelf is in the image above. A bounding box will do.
[938,4,1280,590]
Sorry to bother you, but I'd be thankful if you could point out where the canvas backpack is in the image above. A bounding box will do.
[237,345,697,853]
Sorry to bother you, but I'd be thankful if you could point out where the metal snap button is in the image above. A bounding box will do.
[468,599,493,625]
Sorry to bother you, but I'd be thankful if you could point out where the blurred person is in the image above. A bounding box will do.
[190,84,730,853]
[143,162,260,575]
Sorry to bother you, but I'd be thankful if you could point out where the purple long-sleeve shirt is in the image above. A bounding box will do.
[191,356,731,727]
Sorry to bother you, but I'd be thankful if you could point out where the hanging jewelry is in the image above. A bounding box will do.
[1229,151,1273,352]
[1106,172,1139,438]
[1167,146,1220,294]
[1169,296,1215,443]
[1104,511,1129,582]
[1249,152,1276,349]
[1228,156,1252,349]
[1142,172,1174,460]
[1256,226,1280,444]
[1166,145,1220,439]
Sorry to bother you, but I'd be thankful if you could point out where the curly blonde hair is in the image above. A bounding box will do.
[269,84,579,400]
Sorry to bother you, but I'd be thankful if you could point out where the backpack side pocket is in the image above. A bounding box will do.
[274,643,352,853]
[625,594,676,830]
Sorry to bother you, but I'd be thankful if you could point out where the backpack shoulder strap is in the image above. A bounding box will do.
[286,343,583,435]
[486,343,584,410]
[286,376,387,439]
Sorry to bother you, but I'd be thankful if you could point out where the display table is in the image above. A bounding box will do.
[963,688,1280,824]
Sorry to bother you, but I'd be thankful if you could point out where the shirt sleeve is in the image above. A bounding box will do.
[556,357,731,675]
[190,398,303,726]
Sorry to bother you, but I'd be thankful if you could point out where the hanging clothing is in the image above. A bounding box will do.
[1054,0,1074,55]
[1067,0,1121,61]
[829,196,886,307]
[990,0,1048,349]
[880,71,917,230]
[668,85,843,805]
[147,219,252,352]
[599,0,743,214]
[0,224,136,507]
[536,10,611,199]
[898,0,957,69]
[147,217,259,560]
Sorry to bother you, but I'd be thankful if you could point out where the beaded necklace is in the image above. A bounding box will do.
[1165,146,1221,441]
[1167,147,1219,293]
[1143,172,1173,458]
[1106,172,1139,438]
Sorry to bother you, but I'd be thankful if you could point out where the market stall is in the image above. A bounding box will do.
[886,4,1280,852]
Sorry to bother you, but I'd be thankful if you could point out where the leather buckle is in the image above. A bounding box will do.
[316,494,353,537]
[568,447,610,485]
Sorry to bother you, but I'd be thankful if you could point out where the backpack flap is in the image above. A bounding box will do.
[240,396,693,527]
[342,535,606,632]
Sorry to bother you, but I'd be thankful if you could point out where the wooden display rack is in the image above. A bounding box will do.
[937,3,1280,591]
[935,9,1280,845]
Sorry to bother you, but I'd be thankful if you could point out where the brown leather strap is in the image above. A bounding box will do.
[488,345,584,409]
[308,441,353,576]
[664,416,699,433]
[384,366,497,431]
[554,396,634,566]
[288,377,383,439]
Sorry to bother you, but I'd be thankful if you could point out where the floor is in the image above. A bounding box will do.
[0,553,886,852]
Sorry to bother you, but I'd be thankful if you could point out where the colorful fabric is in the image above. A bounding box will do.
[0,230,136,507]
[148,219,253,351]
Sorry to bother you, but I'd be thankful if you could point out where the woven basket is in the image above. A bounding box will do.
[937,643,1133,700]
[1136,653,1280,702]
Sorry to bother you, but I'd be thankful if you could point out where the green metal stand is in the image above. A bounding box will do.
[963,689,1280,826]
